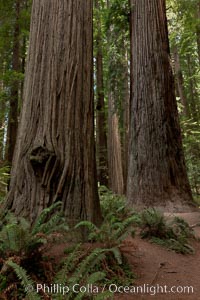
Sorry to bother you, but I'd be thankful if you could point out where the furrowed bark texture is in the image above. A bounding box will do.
[127,0,194,211]
[108,92,124,195]
[6,0,21,165]
[6,0,101,225]
[95,0,108,187]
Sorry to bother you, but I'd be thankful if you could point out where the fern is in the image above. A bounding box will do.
[86,271,106,284]
[140,208,167,238]
[54,243,82,284]
[112,215,138,241]
[36,214,68,235]
[32,201,62,235]
[69,248,106,284]
[75,221,98,232]
[6,260,41,300]
[107,247,122,265]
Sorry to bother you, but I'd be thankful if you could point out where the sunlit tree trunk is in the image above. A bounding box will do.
[127,0,194,211]
[5,0,102,226]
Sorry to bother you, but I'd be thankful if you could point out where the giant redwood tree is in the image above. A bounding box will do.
[5,0,102,225]
[127,0,195,211]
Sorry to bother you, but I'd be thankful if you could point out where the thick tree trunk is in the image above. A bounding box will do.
[127,0,195,212]
[5,0,102,226]
[95,0,108,187]
[6,0,20,165]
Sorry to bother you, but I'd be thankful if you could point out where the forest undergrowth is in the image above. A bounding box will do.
[0,186,198,300]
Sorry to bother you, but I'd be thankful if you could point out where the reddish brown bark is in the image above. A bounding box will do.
[6,0,21,165]
[5,0,102,226]
[95,0,108,187]
[127,0,195,212]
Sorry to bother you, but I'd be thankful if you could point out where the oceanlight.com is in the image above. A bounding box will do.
[25,283,194,296]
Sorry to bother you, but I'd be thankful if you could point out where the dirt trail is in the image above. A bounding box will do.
[115,212,200,300]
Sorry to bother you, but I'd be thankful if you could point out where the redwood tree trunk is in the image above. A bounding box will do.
[6,0,21,165]
[108,92,124,195]
[122,48,130,195]
[95,0,108,187]
[196,1,200,65]
[6,0,101,225]
[127,0,194,211]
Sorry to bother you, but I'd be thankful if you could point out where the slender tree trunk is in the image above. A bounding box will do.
[106,0,124,195]
[196,1,200,65]
[6,0,21,165]
[95,0,108,187]
[127,0,195,212]
[108,92,124,195]
[0,80,6,162]
[186,55,199,119]
[122,49,130,195]
[5,0,102,226]
[172,46,188,116]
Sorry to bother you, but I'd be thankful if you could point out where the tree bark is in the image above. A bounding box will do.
[106,0,124,195]
[196,1,200,65]
[95,0,108,187]
[6,0,21,165]
[122,48,130,195]
[5,0,102,226]
[108,92,124,195]
[127,0,195,212]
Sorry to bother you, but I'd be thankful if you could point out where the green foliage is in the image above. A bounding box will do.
[140,208,167,239]
[140,208,195,254]
[32,201,68,235]
[0,202,68,258]
[54,243,134,299]
[181,117,200,197]
[6,260,41,300]
[53,246,114,299]
[0,165,10,201]
[167,0,200,197]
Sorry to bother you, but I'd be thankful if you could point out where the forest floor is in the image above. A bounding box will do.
[115,212,200,300]
[46,212,200,300]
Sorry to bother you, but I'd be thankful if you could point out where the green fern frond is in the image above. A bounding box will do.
[87,271,106,284]
[69,249,106,284]
[54,243,82,284]
[95,291,114,300]
[112,215,137,241]
[75,221,98,232]
[108,247,122,264]
[6,260,41,300]
[32,201,62,235]
[36,214,68,235]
